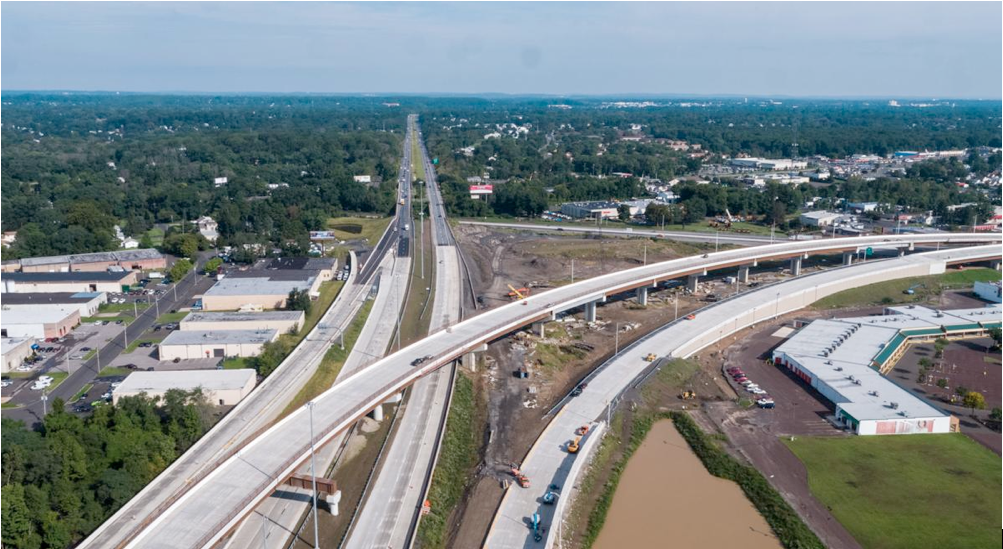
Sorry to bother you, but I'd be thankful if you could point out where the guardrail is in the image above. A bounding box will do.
[123,235,1001,547]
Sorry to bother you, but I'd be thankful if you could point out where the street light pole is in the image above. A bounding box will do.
[614,322,620,355]
[307,402,320,549]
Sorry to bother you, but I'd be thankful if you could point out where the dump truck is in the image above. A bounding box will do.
[510,466,530,488]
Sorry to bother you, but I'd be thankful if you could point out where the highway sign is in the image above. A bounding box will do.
[865,247,873,256]
[432,157,438,165]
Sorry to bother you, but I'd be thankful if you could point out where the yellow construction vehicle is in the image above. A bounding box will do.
[644,353,658,362]
[680,390,696,400]
[567,437,581,454]
[507,284,530,300]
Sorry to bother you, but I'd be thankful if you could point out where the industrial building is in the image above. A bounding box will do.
[112,369,257,406]
[2,336,36,374]
[559,201,620,220]
[1,271,137,294]
[158,329,279,360]
[728,158,808,171]
[1,309,80,339]
[799,210,842,227]
[1,291,107,317]
[1,249,166,273]
[201,260,327,311]
[973,281,1002,303]
[772,305,1001,435]
[179,311,305,333]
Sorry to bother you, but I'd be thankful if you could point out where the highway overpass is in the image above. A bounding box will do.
[97,233,999,548]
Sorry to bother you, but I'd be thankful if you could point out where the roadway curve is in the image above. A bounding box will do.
[486,244,1002,548]
[117,233,1000,548]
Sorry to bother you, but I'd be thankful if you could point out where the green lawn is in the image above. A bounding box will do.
[221,357,251,370]
[146,227,165,247]
[2,402,21,409]
[71,383,94,402]
[282,298,374,415]
[398,219,435,347]
[155,311,188,324]
[45,372,69,391]
[785,434,1001,549]
[83,349,97,361]
[326,216,393,245]
[814,268,1000,309]
[411,124,426,181]
[99,302,148,314]
[457,216,785,236]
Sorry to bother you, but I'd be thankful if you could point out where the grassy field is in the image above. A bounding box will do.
[99,302,149,314]
[83,349,97,361]
[785,434,1000,549]
[415,371,480,549]
[411,126,426,181]
[282,299,374,415]
[221,357,251,370]
[45,372,69,391]
[155,311,188,324]
[814,267,1000,309]
[146,227,165,246]
[458,215,785,236]
[327,216,393,245]
[97,367,134,378]
[2,402,21,409]
[398,219,435,347]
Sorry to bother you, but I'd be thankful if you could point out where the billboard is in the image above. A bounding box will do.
[309,231,338,241]
[469,184,493,195]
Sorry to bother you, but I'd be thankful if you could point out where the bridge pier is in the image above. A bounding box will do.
[462,343,489,371]
[789,256,802,277]
[992,260,1001,271]
[737,265,750,284]
[686,274,700,293]
[842,252,854,266]
[636,286,648,306]
[584,301,598,323]
[384,392,404,404]
[532,321,547,338]
[327,490,342,516]
[370,404,384,422]
[898,248,907,257]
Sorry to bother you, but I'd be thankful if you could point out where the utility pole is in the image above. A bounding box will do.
[614,322,620,355]
[715,231,719,253]
[674,294,679,321]
[307,402,320,549]
[570,259,575,284]
[41,392,48,416]
[643,243,647,266]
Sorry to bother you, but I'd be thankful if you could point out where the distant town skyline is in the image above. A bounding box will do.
[2,2,1001,98]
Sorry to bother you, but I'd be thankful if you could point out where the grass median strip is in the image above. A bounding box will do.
[814,267,999,309]
[415,371,479,549]
[282,298,374,416]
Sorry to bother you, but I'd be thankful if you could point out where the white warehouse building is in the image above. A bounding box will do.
[772,305,1001,436]
[158,329,279,361]
[112,369,257,406]
[179,311,305,334]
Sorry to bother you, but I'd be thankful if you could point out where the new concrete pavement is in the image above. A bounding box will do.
[485,246,1001,549]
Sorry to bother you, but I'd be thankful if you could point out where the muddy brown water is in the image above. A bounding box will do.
[594,420,782,549]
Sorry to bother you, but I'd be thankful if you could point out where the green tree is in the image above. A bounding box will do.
[682,197,707,225]
[617,204,631,222]
[203,257,223,276]
[1,483,34,548]
[286,288,312,315]
[933,337,949,358]
[936,378,948,389]
[962,391,986,415]
[990,407,1002,422]
[169,258,193,282]
[988,328,1002,351]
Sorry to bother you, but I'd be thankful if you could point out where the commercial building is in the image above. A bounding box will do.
[1,309,80,339]
[179,311,305,333]
[1,292,107,317]
[728,158,808,171]
[559,201,620,220]
[158,329,279,361]
[799,211,842,227]
[265,257,338,282]
[1,271,137,294]
[4,249,166,273]
[112,369,257,406]
[2,336,35,374]
[772,305,1001,435]
[974,281,1002,303]
[200,258,333,311]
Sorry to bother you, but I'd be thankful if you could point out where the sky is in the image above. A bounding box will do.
[2,1,1001,98]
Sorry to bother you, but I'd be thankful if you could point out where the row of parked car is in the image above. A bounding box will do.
[726,367,775,409]
[335,263,351,281]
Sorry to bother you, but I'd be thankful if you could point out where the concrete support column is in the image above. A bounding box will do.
[737,265,750,284]
[584,301,598,323]
[327,491,342,516]
[371,405,384,422]
[686,274,700,292]
[898,248,907,257]
[532,321,546,338]
[842,252,854,266]
[385,392,403,404]
[636,286,648,306]
[462,352,477,371]
[789,256,802,277]
[992,260,1002,271]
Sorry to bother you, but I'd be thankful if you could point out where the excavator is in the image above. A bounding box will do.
[510,465,530,488]
[680,390,696,400]
[507,284,530,300]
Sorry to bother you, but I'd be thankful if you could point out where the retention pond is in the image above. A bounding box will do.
[594,419,782,549]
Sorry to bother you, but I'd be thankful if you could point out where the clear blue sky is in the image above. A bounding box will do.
[2,2,1000,98]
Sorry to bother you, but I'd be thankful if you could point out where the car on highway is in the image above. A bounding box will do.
[410,355,432,367]
[571,382,588,397]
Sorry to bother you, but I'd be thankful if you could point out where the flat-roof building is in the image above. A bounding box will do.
[973,281,1002,303]
[799,210,842,227]
[729,158,808,171]
[1,291,107,317]
[559,201,620,220]
[1,309,80,339]
[6,249,166,273]
[2,336,36,374]
[112,369,257,406]
[1,271,137,294]
[158,329,279,361]
[202,270,320,311]
[772,305,1001,435]
[179,311,305,334]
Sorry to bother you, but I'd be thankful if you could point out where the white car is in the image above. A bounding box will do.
[1,380,12,388]
[38,375,53,383]
[739,379,755,386]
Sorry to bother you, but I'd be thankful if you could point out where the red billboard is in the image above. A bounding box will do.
[469,184,494,195]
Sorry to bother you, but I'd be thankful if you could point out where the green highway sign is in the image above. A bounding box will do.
[865,247,873,256]
[432,157,438,165]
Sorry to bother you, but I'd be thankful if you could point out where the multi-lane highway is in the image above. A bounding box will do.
[112,233,998,548]
[485,244,1002,548]
[344,114,465,549]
